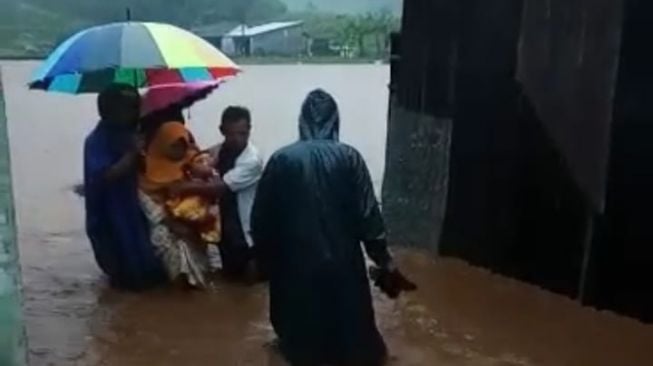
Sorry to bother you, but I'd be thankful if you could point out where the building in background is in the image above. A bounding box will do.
[192,22,239,51]
[196,21,305,57]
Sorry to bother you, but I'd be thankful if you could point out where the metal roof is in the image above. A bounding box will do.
[192,22,239,37]
[225,21,304,37]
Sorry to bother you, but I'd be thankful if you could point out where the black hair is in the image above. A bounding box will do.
[97,83,140,120]
[141,107,186,146]
[221,106,251,128]
[141,106,185,130]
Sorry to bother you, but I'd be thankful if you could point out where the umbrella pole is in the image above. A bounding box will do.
[124,8,139,88]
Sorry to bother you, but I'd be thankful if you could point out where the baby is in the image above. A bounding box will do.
[165,151,221,244]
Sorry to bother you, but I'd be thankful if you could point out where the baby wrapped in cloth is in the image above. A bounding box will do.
[139,121,221,247]
[166,151,221,243]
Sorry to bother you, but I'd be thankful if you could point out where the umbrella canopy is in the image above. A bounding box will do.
[141,81,220,117]
[29,22,240,94]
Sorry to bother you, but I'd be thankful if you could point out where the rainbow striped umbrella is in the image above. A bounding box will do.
[29,22,240,94]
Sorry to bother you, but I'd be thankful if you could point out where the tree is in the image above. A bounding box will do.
[337,12,398,58]
[295,10,399,59]
[369,9,398,56]
[24,0,287,26]
[243,0,288,24]
[305,1,319,14]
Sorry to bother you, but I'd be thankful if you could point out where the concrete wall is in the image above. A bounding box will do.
[0,68,27,365]
[382,0,458,252]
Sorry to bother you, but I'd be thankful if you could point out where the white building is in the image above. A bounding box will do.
[220,21,305,57]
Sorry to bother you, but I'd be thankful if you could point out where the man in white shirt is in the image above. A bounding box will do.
[208,106,263,279]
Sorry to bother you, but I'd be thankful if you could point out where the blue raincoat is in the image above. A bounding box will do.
[83,121,166,290]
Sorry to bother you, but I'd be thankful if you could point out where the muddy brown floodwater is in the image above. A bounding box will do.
[2,61,653,366]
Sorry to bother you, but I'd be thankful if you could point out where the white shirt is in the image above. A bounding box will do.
[209,142,263,247]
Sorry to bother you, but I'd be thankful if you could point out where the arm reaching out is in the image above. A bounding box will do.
[167,176,226,200]
[349,147,416,298]
[349,147,393,269]
[104,149,140,182]
[104,135,143,182]
[222,145,264,192]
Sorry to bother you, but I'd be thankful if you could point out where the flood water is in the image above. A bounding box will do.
[2,61,653,365]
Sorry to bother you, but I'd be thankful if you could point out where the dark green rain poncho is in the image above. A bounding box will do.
[252,89,393,366]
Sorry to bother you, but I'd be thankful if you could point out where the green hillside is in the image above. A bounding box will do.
[0,0,402,58]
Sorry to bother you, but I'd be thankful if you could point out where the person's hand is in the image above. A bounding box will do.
[105,136,143,182]
[209,174,224,186]
[189,164,215,179]
[167,181,195,197]
[117,134,144,164]
[369,265,417,299]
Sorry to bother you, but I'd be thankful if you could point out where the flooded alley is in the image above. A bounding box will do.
[2,61,653,366]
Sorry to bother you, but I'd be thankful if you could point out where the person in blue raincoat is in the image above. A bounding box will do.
[252,89,414,366]
[83,83,166,290]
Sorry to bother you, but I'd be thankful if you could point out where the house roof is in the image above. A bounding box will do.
[192,22,239,38]
[225,21,304,37]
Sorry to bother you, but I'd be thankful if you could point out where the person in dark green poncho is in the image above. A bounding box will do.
[252,89,414,366]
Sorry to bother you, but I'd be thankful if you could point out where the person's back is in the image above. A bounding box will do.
[252,90,394,366]
[267,140,377,274]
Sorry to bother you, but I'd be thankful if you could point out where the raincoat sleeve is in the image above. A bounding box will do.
[84,135,114,194]
[350,148,393,268]
[251,154,281,276]
[223,145,264,192]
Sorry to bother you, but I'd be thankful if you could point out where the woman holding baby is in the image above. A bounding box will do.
[138,112,222,288]
[84,85,257,290]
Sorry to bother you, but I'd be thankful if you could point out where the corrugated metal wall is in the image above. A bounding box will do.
[385,0,653,320]
[592,0,653,321]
